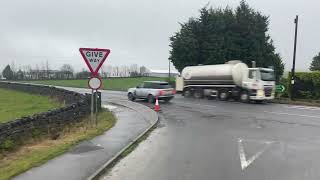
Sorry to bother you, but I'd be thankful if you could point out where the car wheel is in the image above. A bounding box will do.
[240,91,250,103]
[147,94,155,103]
[164,97,173,103]
[128,93,135,101]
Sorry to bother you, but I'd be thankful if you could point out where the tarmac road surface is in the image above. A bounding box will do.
[65,88,320,180]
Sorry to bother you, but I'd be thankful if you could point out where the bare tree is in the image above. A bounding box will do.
[105,65,113,77]
[60,64,74,79]
[140,66,149,76]
[46,60,50,79]
[35,64,40,79]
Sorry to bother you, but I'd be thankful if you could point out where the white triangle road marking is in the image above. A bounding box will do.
[238,138,274,170]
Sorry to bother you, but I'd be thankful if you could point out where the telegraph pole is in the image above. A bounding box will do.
[290,15,298,100]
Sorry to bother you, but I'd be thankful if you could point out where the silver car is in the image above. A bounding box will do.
[127,81,175,103]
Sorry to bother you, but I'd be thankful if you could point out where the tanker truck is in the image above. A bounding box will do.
[175,60,275,102]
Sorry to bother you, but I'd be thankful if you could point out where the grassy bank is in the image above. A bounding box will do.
[21,77,167,91]
[272,97,320,107]
[0,88,62,124]
[0,110,116,180]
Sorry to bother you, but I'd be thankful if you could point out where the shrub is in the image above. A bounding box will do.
[0,139,15,151]
[287,71,320,99]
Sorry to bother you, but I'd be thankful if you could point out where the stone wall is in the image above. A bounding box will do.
[0,82,92,147]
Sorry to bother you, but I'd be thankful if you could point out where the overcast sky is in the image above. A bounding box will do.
[0,0,319,72]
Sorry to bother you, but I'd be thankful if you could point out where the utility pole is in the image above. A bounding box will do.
[290,15,298,100]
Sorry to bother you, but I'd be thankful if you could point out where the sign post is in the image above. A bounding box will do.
[80,48,110,126]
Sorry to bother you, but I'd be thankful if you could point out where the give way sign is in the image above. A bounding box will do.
[79,48,111,77]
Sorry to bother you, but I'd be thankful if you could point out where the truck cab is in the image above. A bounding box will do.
[243,68,275,101]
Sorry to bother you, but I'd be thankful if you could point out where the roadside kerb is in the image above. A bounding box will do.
[87,99,159,180]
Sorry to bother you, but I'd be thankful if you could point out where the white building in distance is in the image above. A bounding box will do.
[148,69,179,78]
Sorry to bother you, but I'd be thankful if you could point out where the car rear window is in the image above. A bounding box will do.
[149,83,172,89]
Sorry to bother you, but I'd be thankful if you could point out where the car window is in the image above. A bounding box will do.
[150,83,172,89]
[248,70,257,79]
[143,82,152,88]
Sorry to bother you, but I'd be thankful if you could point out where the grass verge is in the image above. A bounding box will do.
[20,77,167,91]
[0,88,62,123]
[272,98,320,107]
[0,110,116,180]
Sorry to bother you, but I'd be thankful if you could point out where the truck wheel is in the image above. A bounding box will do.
[183,89,192,98]
[128,93,136,101]
[218,91,229,101]
[193,89,204,99]
[147,94,155,103]
[240,91,250,103]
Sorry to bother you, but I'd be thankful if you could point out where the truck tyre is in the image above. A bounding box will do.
[218,91,229,101]
[193,88,204,99]
[128,93,136,101]
[240,91,250,103]
[183,89,192,98]
[147,94,155,103]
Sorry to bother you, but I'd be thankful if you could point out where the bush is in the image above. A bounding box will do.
[287,71,320,99]
[0,139,15,151]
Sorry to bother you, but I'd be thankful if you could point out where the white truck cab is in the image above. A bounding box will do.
[243,68,275,101]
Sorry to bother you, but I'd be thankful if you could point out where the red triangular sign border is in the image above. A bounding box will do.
[79,48,111,77]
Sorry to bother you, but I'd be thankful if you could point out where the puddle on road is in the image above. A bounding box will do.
[69,141,103,154]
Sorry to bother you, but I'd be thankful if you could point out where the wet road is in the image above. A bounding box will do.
[70,88,320,180]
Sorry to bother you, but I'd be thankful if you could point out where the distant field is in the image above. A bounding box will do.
[22,77,168,91]
[0,88,62,123]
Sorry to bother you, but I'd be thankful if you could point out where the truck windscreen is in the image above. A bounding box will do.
[260,70,275,81]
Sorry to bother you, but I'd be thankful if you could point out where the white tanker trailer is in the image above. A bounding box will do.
[175,60,275,102]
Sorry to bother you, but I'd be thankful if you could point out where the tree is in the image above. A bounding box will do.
[140,66,149,76]
[310,52,320,71]
[75,69,91,79]
[169,0,284,81]
[2,65,14,80]
[60,64,74,79]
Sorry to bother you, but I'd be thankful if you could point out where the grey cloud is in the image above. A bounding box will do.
[0,0,319,72]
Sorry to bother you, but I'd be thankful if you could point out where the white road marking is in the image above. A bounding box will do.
[102,104,118,110]
[284,105,320,111]
[264,111,320,119]
[238,138,274,170]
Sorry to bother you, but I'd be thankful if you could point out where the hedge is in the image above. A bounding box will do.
[284,71,320,99]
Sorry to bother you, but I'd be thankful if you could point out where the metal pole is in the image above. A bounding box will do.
[91,89,94,125]
[95,90,98,127]
[290,15,298,100]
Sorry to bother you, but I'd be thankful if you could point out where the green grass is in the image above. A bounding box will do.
[0,88,62,123]
[0,110,116,180]
[21,77,168,91]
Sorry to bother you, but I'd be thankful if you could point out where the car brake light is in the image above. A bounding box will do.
[158,90,164,96]
[172,90,177,94]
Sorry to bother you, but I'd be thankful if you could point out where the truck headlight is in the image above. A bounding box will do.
[257,90,265,97]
